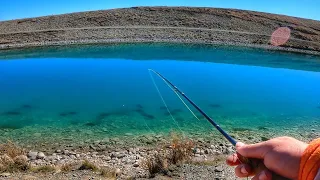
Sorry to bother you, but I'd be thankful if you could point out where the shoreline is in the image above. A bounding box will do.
[1,124,318,179]
[1,37,320,56]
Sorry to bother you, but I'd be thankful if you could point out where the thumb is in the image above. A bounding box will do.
[236,142,271,159]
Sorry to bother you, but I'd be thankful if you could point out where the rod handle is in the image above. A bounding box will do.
[237,152,290,180]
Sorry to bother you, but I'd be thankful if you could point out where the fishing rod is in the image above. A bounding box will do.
[148,69,288,180]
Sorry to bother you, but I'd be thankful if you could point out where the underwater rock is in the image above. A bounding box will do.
[2,111,21,116]
[209,104,222,108]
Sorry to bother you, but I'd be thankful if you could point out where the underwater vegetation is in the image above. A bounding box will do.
[209,104,222,108]
[59,111,77,117]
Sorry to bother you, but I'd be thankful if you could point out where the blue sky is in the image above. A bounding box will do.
[0,0,319,21]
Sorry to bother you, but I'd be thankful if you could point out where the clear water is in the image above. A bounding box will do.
[0,43,319,146]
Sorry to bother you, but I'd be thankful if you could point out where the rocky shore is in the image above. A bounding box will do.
[0,7,320,55]
[1,123,319,179]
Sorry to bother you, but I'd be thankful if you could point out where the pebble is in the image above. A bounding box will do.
[115,168,121,176]
[27,151,38,160]
[214,166,224,172]
[56,149,61,153]
[63,150,69,155]
[37,152,45,159]
[21,175,37,180]
[133,163,139,167]
[0,173,11,177]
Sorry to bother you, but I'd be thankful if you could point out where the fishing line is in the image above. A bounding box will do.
[148,70,186,137]
[148,69,200,121]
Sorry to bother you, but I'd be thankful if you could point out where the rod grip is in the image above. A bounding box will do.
[237,152,290,180]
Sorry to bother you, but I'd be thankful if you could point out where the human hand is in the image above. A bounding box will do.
[226,136,308,180]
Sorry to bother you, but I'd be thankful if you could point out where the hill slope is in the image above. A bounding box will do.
[0,7,320,53]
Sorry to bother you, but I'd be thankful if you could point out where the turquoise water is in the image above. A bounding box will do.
[0,43,319,145]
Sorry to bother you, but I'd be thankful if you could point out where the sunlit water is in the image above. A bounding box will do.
[0,43,319,145]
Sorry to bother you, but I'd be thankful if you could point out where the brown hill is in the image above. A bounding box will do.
[0,7,320,53]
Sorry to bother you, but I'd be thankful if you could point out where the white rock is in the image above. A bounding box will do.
[115,168,121,176]
[37,152,45,159]
[27,151,38,160]
[63,150,69,155]
[0,173,11,177]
